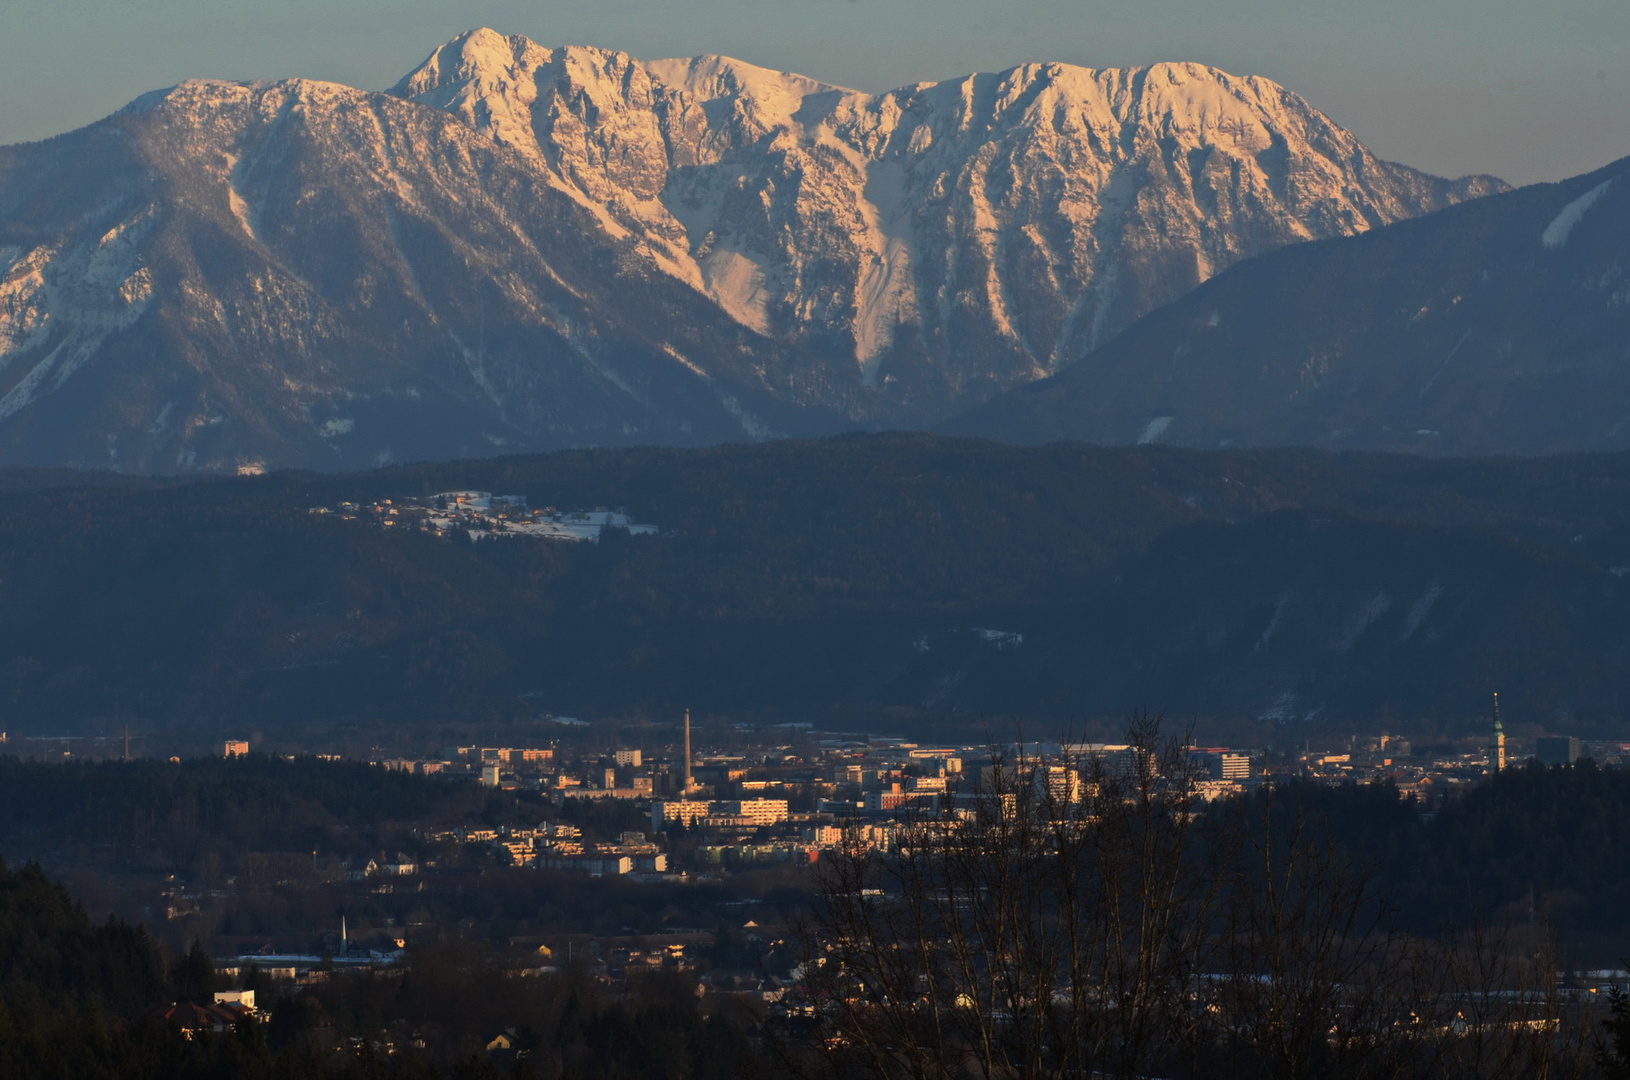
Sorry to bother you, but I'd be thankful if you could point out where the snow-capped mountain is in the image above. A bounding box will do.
[0,77,857,472]
[0,29,1501,471]
[393,30,1502,416]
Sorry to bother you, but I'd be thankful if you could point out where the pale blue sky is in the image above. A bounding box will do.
[0,0,1624,186]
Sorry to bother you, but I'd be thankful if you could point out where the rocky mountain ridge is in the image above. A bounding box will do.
[394,29,1503,415]
[0,29,1501,471]
[0,76,856,471]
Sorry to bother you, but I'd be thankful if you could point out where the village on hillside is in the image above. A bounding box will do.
[308,491,661,543]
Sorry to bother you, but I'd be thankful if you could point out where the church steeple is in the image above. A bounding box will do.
[1490,692,1507,773]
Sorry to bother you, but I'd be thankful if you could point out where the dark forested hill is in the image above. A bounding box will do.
[0,847,769,1079]
[0,755,519,882]
[1262,764,1630,960]
[4,435,1630,738]
[0,858,175,1077]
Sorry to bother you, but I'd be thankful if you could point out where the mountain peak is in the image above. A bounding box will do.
[391,27,546,99]
[118,77,368,121]
[645,52,852,100]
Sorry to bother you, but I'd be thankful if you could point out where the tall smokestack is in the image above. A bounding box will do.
[683,708,693,796]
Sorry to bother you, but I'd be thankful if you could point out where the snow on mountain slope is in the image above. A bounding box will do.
[946,158,1630,455]
[0,76,852,472]
[394,29,1505,417]
[0,30,1506,471]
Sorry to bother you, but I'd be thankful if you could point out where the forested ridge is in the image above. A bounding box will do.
[4,435,1630,735]
[0,756,516,879]
[0,755,775,955]
[1254,764,1630,956]
[0,857,767,1079]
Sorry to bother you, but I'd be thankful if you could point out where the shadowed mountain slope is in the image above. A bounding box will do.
[949,157,1630,455]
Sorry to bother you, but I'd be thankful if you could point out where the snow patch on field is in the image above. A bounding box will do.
[853,158,918,382]
[660,345,710,380]
[719,394,774,439]
[1542,177,1616,250]
[1138,416,1174,444]
[1252,593,1293,653]
[1336,592,1392,651]
[701,248,773,335]
[1399,583,1443,642]
[221,153,262,246]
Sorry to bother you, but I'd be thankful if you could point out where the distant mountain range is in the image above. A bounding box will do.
[950,157,1630,454]
[0,28,1499,472]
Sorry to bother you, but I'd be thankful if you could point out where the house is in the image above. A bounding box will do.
[485,1027,539,1059]
[144,1000,255,1038]
[379,853,417,875]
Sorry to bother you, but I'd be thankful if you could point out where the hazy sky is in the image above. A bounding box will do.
[0,0,1624,187]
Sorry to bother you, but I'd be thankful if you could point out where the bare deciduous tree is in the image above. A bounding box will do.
[795,713,1222,1080]
[791,713,1597,1080]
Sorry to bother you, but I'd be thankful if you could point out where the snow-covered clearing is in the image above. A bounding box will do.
[1542,176,1617,250]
